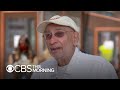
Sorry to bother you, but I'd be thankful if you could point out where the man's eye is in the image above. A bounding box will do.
[55,32,64,37]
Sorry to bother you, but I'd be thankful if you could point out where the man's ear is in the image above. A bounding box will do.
[73,32,79,47]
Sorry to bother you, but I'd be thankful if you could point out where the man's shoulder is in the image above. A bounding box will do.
[78,51,106,62]
[39,57,57,68]
[72,51,118,79]
[76,51,114,68]
[31,57,57,79]
[74,48,105,64]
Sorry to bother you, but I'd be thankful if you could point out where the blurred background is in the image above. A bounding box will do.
[0,11,120,79]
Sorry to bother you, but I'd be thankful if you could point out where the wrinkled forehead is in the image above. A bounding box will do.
[45,23,74,32]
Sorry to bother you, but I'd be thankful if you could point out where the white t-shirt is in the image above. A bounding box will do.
[31,47,118,79]
[56,65,69,79]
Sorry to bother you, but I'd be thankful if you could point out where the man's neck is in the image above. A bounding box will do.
[57,47,75,67]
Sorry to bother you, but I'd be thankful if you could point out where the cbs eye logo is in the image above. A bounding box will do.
[6,65,14,73]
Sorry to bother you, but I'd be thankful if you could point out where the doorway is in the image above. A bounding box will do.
[94,27,120,77]
[0,11,38,79]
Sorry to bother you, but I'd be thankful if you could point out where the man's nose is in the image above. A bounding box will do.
[49,35,58,45]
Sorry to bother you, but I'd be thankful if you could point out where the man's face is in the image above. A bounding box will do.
[44,23,76,60]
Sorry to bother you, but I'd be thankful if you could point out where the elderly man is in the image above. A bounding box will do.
[31,15,118,79]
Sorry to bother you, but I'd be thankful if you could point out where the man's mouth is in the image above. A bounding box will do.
[50,47,61,53]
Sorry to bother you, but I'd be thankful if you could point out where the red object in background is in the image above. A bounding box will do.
[19,43,28,52]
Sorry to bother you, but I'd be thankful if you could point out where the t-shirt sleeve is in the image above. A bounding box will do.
[31,72,40,79]
[98,57,118,79]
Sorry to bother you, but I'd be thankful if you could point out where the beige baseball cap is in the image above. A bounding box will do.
[37,15,79,33]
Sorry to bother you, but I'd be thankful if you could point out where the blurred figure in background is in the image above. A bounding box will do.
[8,34,37,79]
[99,40,114,62]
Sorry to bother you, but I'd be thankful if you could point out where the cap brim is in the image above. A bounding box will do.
[37,21,51,33]
[37,20,70,33]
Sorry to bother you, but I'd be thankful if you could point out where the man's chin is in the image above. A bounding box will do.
[52,54,63,60]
